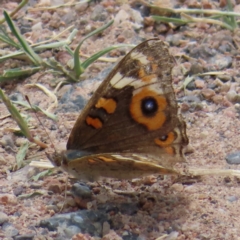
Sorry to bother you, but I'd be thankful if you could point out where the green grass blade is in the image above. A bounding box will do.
[226,0,237,29]
[152,15,189,24]
[74,20,114,77]
[31,169,53,181]
[43,58,78,82]
[0,88,33,141]
[3,11,43,65]
[32,105,57,121]
[12,100,57,121]
[16,141,29,169]
[81,44,134,70]
[0,67,41,81]
[0,26,20,48]
[18,192,44,199]
[0,89,48,148]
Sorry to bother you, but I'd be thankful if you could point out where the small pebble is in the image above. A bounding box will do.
[48,182,62,194]
[114,9,129,24]
[32,22,42,31]
[102,230,122,240]
[0,212,9,225]
[218,74,232,82]
[212,95,223,104]
[226,90,240,103]
[166,231,179,240]
[227,196,238,202]
[195,79,205,89]
[0,135,15,149]
[14,233,35,240]
[2,223,19,237]
[13,186,24,196]
[201,89,215,99]
[71,183,92,199]
[117,35,125,43]
[64,225,81,238]
[210,55,232,70]
[102,221,111,236]
[171,183,184,192]
[91,5,107,21]
[220,83,230,93]
[226,151,240,164]
[0,194,18,205]
[190,63,203,75]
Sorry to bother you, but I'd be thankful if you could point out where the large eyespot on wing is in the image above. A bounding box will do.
[129,87,167,130]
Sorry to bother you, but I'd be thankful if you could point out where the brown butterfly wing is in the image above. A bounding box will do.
[66,39,188,169]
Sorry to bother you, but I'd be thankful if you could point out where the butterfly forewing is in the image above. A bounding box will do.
[50,39,189,180]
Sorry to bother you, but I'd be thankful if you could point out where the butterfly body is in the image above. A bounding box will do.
[49,39,188,181]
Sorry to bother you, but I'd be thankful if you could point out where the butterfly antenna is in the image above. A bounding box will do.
[25,95,57,152]
[57,112,69,134]
[59,174,69,213]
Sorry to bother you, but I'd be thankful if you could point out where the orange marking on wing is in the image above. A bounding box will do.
[138,68,146,78]
[86,116,103,129]
[130,88,167,130]
[147,56,154,61]
[151,63,158,72]
[95,97,117,114]
[88,159,97,164]
[155,133,175,155]
[138,67,156,82]
[165,147,175,155]
[142,74,157,82]
[98,156,115,162]
[154,132,175,147]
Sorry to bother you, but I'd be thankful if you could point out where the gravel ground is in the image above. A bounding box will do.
[1,0,240,239]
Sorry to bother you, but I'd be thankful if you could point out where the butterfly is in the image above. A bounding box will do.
[48,39,189,181]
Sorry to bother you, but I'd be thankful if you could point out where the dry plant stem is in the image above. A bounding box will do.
[29,160,54,168]
[196,71,229,77]
[233,36,240,50]
[80,53,118,63]
[0,114,11,120]
[30,25,75,47]
[188,168,240,177]
[26,83,58,112]
[155,235,168,240]
[33,139,48,148]
[0,0,29,24]
[152,6,240,17]
[28,0,84,11]
[181,13,233,30]
[54,81,65,93]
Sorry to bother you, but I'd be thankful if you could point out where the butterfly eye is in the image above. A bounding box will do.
[141,97,158,116]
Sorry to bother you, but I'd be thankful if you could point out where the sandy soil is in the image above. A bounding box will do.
[1,0,240,239]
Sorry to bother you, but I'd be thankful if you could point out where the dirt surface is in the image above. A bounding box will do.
[1,0,240,239]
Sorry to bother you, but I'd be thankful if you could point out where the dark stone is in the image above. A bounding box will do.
[226,151,240,165]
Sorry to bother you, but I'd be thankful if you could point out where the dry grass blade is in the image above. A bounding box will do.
[188,168,240,177]
[29,160,54,169]
[25,83,58,113]
[0,0,29,24]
